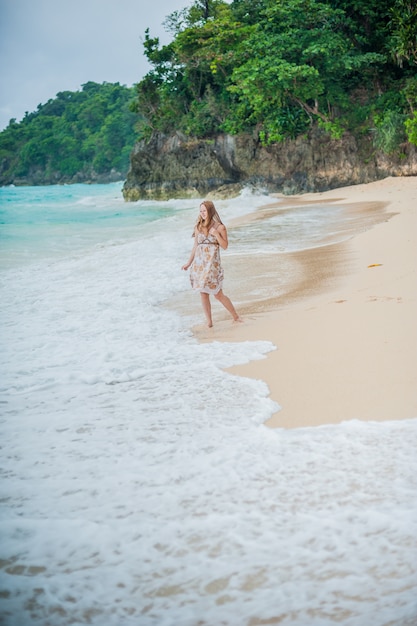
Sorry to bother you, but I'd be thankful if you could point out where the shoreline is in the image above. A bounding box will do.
[192,176,417,429]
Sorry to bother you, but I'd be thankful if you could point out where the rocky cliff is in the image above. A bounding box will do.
[122,129,417,201]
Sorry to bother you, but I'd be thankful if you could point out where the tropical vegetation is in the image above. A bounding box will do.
[0,82,137,185]
[1,0,416,187]
[134,0,417,150]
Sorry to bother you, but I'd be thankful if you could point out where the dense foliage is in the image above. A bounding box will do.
[0,82,138,185]
[1,0,415,187]
[134,0,417,149]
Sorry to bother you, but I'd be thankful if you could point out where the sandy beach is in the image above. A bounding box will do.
[3,180,417,624]
[193,176,417,429]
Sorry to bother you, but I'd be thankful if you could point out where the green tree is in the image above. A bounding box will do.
[132,0,416,150]
[0,82,139,185]
[388,0,417,67]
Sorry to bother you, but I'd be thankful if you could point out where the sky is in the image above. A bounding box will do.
[0,0,195,131]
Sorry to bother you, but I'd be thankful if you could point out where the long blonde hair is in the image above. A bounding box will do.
[193,200,223,235]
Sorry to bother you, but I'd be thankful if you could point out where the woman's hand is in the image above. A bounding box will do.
[182,262,190,271]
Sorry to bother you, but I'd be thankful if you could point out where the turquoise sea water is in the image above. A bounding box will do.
[1,183,416,626]
[0,183,176,267]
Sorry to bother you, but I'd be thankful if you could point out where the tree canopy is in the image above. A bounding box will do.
[133,0,417,148]
[1,0,416,187]
[0,82,138,185]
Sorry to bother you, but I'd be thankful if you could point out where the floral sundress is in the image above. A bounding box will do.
[189,231,224,294]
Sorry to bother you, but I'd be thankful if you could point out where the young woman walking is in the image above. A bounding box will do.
[182,200,242,328]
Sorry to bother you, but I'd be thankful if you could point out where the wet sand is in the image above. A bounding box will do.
[190,177,417,428]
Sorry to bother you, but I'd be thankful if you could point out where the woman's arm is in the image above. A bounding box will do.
[209,223,228,250]
[182,232,198,270]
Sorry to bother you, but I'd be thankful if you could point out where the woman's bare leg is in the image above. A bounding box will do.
[214,290,242,322]
[200,292,213,327]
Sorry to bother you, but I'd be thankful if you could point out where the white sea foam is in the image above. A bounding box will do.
[0,185,416,625]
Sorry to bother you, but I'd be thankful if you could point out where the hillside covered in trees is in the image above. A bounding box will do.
[134,0,417,150]
[1,0,416,190]
[0,82,138,186]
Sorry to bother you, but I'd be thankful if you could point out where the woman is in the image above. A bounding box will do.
[182,200,242,327]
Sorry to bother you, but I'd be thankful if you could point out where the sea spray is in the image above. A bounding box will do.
[1,183,416,625]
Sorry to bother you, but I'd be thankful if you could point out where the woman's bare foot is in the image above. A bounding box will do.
[233,316,244,323]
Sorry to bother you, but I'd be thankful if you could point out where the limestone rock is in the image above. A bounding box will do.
[122,129,417,201]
